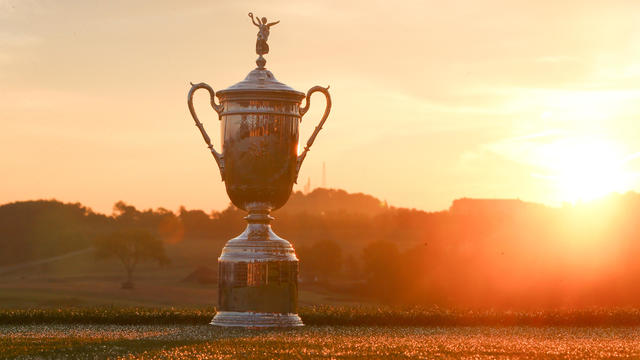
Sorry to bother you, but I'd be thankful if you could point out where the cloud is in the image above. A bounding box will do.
[0,88,104,111]
[484,131,567,170]
[535,56,576,63]
[0,0,15,18]
[0,32,40,78]
[0,32,39,47]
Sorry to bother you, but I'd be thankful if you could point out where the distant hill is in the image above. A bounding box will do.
[279,188,388,216]
[0,190,560,267]
[0,200,111,266]
[0,189,395,266]
[449,198,546,216]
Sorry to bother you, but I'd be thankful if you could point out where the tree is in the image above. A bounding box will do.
[297,239,342,282]
[361,240,402,300]
[94,229,169,289]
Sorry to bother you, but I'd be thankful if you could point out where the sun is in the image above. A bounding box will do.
[489,131,638,204]
[542,138,634,203]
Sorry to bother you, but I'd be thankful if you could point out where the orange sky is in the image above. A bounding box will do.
[2,0,640,214]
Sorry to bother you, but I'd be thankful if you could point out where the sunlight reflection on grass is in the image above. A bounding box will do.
[2,324,640,359]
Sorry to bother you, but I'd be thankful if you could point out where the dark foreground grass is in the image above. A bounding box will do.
[3,324,640,359]
[3,306,640,326]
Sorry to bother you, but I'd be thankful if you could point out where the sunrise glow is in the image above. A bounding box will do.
[2,1,640,213]
[6,2,640,357]
[542,137,635,203]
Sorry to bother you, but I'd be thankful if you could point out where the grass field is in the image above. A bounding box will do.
[3,324,640,359]
[0,241,370,309]
[4,306,640,327]
[3,247,640,358]
[4,307,640,359]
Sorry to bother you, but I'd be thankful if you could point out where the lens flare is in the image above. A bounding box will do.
[541,138,635,203]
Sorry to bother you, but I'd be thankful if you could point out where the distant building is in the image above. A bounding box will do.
[449,198,540,217]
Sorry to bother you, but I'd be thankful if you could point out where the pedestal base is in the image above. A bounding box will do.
[213,206,303,328]
[211,311,303,327]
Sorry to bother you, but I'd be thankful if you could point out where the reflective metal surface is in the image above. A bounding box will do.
[211,210,302,326]
[186,14,331,328]
[248,12,279,69]
[188,69,331,213]
[211,311,303,327]
[219,83,302,212]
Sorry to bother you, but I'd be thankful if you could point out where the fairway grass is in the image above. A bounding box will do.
[3,306,640,326]
[2,324,640,359]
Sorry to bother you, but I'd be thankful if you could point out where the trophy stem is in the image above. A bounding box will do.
[211,204,303,327]
[256,55,266,69]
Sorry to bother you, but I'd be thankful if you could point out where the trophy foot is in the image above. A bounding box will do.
[211,311,303,327]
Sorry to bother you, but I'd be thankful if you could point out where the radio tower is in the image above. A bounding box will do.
[322,162,326,188]
[304,177,311,194]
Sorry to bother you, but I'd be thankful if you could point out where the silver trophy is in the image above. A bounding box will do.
[187,13,331,327]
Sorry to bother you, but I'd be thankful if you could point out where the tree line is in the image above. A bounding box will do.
[4,189,640,308]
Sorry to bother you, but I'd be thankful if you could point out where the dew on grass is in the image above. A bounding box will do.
[2,325,640,359]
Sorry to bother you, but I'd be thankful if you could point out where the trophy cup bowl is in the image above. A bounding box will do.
[187,51,331,326]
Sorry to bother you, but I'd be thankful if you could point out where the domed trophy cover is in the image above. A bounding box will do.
[186,13,331,327]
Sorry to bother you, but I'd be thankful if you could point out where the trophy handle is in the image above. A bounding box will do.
[187,82,225,181]
[296,85,332,183]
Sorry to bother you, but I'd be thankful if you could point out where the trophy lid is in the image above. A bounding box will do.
[217,67,304,98]
[216,13,304,101]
